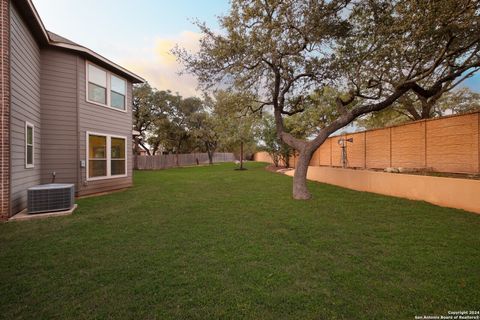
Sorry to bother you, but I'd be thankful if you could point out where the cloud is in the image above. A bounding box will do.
[120,31,202,97]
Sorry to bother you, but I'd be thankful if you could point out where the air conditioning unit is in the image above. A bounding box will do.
[28,184,75,214]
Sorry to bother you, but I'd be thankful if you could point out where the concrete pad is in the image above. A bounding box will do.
[9,204,78,222]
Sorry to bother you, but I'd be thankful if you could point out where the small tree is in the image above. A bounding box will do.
[189,110,220,164]
[259,115,283,167]
[260,112,319,168]
[133,83,161,155]
[213,90,259,170]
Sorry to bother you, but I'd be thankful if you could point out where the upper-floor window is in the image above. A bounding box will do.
[111,75,126,109]
[86,62,127,111]
[25,122,34,168]
[87,64,107,105]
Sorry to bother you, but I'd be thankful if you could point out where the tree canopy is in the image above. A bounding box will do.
[358,87,480,129]
[175,0,480,199]
[132,84,259,165]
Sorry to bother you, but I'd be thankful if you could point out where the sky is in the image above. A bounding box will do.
[32,0,231,97]
[33,0,479,97]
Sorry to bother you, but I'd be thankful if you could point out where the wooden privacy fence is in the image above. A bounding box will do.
[135,152,235,170]
[255,111,480,174]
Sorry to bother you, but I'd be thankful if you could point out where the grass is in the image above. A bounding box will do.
[0,162,479,319]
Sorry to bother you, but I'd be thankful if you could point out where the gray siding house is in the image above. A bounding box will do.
[0,0,144,219]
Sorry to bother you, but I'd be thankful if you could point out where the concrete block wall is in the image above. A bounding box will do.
[284,166,480,214]
[256,111,480,174]
[426,113,479,173]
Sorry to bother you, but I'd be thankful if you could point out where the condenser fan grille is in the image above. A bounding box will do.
[28,184,75,214]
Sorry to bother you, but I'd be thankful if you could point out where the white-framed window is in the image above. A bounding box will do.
[86,132,127,180]
[86,62,127,112]
[110,75,126,110]
[87,63,107,105]
[25,122,34,168]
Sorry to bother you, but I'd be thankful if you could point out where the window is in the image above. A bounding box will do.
[88,135,107,177]
[87,64,107,105]
[86,62,127,111]
[110,75,126,110]
[25,122,34,168]
[87,133,127,180]
[111,137,126,175]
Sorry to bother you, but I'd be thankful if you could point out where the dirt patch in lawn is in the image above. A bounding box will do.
[264,165,294,174]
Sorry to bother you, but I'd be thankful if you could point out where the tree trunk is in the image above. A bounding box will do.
[292,149,314,200]
[134,137,140,155]
[240,141,244,169]
[175,140,182,166]
[273,156,279,167]
[207,151,213,165]
[421,100,435,119]
[139,140,151,155]
[206,142,214,165]
[284,152,290,168]
[133,139,139,170]
[269,152,279,167]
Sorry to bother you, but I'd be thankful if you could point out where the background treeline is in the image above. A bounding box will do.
[133,82,479,168]
[132,84,261,164]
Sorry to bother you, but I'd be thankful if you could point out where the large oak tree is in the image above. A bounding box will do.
[175,0,480,199]
[133,83,159,155]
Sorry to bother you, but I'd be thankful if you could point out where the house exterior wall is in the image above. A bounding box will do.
[2,1,138,216]
[76,58,133,197]
[40,48,78,187]
[0,0,11,219]
[9,2,41,214]
[39,53,134,198]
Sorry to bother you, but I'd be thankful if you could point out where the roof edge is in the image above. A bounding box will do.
[22,0,145,83]
[23,0,49,41]
[50,42,145,83]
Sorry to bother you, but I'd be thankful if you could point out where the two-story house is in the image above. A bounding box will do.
[0,0,145,219]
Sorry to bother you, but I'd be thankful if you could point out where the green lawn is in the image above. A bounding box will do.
[1,162,479,319]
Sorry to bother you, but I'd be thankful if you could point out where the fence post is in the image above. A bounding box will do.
[424,119,428,168]
[329,138,332,167]
[363,131,367,169]
[389,127,392,168]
